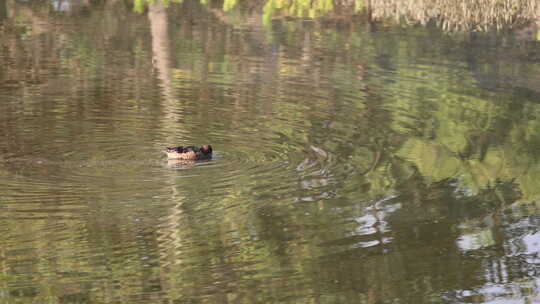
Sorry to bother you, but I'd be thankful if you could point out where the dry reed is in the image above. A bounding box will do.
[368,0,540,31]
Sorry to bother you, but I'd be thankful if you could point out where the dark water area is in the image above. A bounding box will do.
[0,0,539,303]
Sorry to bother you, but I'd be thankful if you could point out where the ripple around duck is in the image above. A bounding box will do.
[0,121,360,213]
[1,81,362,210]
[156,140,336,204]
[200,142,354,203]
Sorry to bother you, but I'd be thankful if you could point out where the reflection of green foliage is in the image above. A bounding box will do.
[394,88,540,201]
[133,0,146,13]
[355,0,364,12]
[263,0,334,25]
[398,134,540,202]
[398,138,462,183]
[223,0,238,12]
[369,45,540,200]
[3,1,540,303]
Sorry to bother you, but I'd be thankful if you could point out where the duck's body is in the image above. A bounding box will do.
[164,144,213,160]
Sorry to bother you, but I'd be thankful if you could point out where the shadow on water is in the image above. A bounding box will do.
[0,0,539,303]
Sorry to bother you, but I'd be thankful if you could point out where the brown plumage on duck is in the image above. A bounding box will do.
[164,144,213,160]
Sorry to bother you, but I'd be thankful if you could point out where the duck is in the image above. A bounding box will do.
[164,144,213,160]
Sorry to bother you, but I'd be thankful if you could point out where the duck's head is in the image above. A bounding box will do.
[201,144,213,155]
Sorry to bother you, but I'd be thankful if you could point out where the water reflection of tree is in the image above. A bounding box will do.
[139,0,540,32]
[1,1,539,303]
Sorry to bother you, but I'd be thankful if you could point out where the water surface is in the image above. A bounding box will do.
[0,1,539,303]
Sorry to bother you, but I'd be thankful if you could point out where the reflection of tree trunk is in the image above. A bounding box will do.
[149,0,184,145]
[148,3,189,297]
[148,0,173,101]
